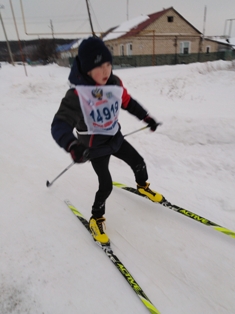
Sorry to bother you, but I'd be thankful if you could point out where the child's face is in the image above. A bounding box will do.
[88,62,112,85]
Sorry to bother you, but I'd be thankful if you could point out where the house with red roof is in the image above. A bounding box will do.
[102,7,233,66]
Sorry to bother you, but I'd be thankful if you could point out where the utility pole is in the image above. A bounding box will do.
[0,4,14,65]
[49,19,56,60]
[9,0,27,75]
[127,0,129,20]
[85,0,95,36]
[49,19,54,39]
[199,5,207,58]
[202,5,207,39]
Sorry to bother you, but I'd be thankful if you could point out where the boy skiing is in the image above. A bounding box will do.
[51,37,163,245]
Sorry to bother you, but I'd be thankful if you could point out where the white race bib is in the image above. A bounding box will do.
[76,85,123,135]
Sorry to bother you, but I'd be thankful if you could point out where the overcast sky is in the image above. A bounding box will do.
[0,0,235,41]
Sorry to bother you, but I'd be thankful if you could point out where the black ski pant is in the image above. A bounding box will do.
[90,139,148,217]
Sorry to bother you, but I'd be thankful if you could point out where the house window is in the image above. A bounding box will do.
[120,44,124,56]
[126,43,132,56]
[180,41,190,54]
[206,46,210,54]
[168,16,174,22]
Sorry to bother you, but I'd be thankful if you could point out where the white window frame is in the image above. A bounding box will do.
[180,41,190,54]
[126,43,133,56]
[119,44,124,56]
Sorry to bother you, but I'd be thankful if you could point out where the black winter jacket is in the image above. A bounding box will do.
[51,59,148,159]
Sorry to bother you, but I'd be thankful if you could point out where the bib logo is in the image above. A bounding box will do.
[92,88,103,100]
[106,92,113,99]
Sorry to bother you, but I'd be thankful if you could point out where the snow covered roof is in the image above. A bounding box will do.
[205,37,235,48]
[103,7,201,42]
[103,15,150,41]
[56,39,82,53]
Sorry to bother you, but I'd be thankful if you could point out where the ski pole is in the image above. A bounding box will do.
[46,161,75,187]
[123,125,149,137]
[124,122,162,137]
[46,125,152,187]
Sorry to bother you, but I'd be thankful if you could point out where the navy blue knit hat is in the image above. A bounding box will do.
[78,37,112,73]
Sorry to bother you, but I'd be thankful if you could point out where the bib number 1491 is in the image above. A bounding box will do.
[89,102,119,123]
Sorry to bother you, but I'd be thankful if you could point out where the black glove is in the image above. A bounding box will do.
[67,140,90,163]
[143,115,162,131]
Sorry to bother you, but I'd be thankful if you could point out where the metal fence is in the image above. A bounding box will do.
[57,50,235,69]
[112,51,234,68]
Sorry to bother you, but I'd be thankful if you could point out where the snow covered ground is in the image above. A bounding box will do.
[0,60,235,314]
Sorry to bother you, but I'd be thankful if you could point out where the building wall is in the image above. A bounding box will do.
[107,35,203,57]
[70,48,78,57]
[106,38,230,61]
[144,8,199,35]
[201,39,219,53]
[105,9,202,57]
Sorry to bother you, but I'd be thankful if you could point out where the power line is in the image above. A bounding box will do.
[2,16,88,23]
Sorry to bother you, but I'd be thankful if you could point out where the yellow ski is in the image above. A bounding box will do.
[65,199,161,314]
[113,182,235,240]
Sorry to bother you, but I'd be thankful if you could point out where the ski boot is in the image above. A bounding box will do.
[89,216,109,245]
[137,182,163,203]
